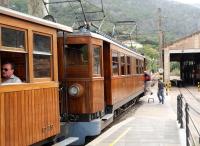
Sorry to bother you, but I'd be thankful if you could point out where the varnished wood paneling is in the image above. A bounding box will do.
[66,66,89,78]
[91,79,104,112]
[0,82,58,93]
[106,75,144,105]
[103,42,112,105]
[67,36,91,44]
[67,78,104,114]
[67,81,89,113]
[57,38,65,80]
[0,93,5,146]
[91,38,103,46]
[0,84,60,146]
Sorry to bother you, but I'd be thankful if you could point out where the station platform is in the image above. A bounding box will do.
[86,85,186,146]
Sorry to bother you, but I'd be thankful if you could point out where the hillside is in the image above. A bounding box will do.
[94,0,200,44]
[5,0,200,45]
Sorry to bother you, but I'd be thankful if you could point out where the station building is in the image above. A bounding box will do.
[164,31,200,85]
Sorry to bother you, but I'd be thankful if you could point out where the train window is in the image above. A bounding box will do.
[136,59,139,74]
[112,51,119,76]
[1,27,26,50]
[33,34,52,78]
[120,54,126,75]
[0,52,27,84]
[33,34,51,52]
[141,61,144,72]
[139,60,141,74]
[93,46,101,75]
[66,44,88,65]
[127,56,131,75]
[33,54,51,78]
[139,60,142,74]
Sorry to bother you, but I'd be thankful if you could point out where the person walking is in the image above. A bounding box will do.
[157,79,165,104]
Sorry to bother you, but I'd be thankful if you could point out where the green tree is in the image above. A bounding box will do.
[137,44,159,72]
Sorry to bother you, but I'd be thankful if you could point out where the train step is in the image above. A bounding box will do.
[52,137,79,146]
[102,114,113,121]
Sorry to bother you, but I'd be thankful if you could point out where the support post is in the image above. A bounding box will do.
[177,95,180,122]
[180,94,183,128]
[185,103,190,146]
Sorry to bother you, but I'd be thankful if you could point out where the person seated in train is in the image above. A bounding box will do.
[1,62,22,85]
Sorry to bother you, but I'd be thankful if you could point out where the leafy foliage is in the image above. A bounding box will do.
[137,44,159,72]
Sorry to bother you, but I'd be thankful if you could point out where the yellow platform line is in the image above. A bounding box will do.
[109,127,131,146]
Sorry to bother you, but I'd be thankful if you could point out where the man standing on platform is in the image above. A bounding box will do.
[157,79,165,104]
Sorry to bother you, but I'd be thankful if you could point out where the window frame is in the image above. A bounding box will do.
[0,25,28,84]
[92,44,102,77]
[127,56,131,75]
[0,25,27,53]
[136,59,139,74]
[120,53,126,76]
[112,50,120,76]
[32,32,53,81]
[66,44,89,67]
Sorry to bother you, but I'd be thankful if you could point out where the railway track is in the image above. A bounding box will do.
[178,87,200,102]
[178,87,200,112]
[177,86,200,146]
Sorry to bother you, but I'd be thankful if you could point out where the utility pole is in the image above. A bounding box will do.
[157,8,164,70]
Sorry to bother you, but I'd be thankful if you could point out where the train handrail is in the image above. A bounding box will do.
[177,94,200,146]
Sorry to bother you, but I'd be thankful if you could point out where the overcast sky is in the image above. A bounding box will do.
[173,0,200,4]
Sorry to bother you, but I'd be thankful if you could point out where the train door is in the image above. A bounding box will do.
[103,41,112,113]
[57,33,69,121]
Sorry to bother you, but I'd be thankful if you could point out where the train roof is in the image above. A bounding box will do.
[0,6,73,32]
[67,31,145,59]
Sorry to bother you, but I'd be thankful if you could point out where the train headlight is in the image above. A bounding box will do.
[68,84,84,97]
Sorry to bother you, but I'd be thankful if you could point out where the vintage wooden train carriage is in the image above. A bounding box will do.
[58,31,144,122]
[58,32,104,121]
[0,6,72,146]
[103,39,145,112]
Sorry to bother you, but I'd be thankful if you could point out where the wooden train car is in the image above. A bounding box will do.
[0,6,72,146]
[57,31,145,144]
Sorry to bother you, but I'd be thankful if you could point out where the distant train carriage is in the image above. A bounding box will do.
[103,38,145,113]
[0,6,72,146]
[57,31,145,145]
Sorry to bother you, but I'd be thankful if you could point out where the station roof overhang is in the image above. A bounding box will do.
[170,50,200,62]
[169,48,200,54]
